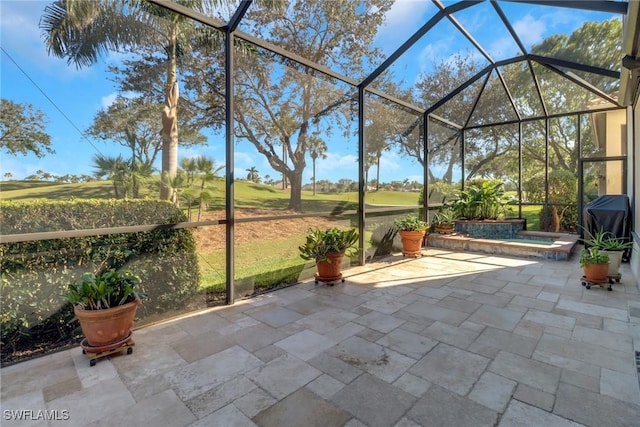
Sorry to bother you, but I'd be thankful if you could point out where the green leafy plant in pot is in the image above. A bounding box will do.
[432,206,457,234]
[63,269,146,353]
[394,214,429,258]
[299,227,358,284]
[579,248,610,283]
[579,227,632,276]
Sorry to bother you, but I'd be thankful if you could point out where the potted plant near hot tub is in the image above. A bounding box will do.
[394,214,429,257]
[579,227,632,278]
[63,269,146,365]
[299,227,358,284]
[432,206,457,234]
[599,236,632,278]
[579,247,610,284]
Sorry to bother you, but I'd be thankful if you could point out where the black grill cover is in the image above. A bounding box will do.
[583,195,632,261]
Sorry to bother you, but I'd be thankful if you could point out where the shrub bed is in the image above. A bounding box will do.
[0,199,200,365]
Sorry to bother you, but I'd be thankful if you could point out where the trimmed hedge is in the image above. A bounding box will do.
[1,199,200,365]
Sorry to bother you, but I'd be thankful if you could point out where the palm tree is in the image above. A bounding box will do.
[193,155,223,219]
[246,166,260,183]
[308,135,327,196]
[161,171,187,207]
[92,154,131,198]
[39,0,239,200]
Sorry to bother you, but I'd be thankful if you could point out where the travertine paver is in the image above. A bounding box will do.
[246,354,321,400]
[274,329,335,361]
[245,304,305,328]
[353,310,405,333]
[165,345,262,401]
[327,336,416,383]
[254,388,350,427]
[185,375,256,418]
[471,327,538,357]
[190,404,256,427]
[306,374,345,399]
[535,333,636,374]
[468,371,517,412]
[468,305,525,331]
[375,328,438,359]
[402,300,470,325]
[499,400,582,427]
[422,320,482,349]
[489,350,561,393]
[600,367,640,405]
[331,374,415,427]
[85,389,196,427]
[512,383,555,411]
[522,309,576,330]
[2,250,640,427]
[47,377,135,426]
[556,298,629,321]
[406,385,498,427]
[294,307,359,334]
[409,343,490,395]
[554,383,640,427]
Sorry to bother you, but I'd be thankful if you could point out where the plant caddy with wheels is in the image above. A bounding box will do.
[63,269,146,366]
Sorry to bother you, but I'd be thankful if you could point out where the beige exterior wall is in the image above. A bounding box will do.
[604,109,626,194]
[630,102,639,281]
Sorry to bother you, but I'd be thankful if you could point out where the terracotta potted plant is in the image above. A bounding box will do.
[432,206,456,234]
[394,214,429,257]
[579,247,610,283]
[579,227,631,277]
[63,269,146,365]
[299,227,358,284]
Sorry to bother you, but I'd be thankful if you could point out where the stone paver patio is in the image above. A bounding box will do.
[2,248,640,426]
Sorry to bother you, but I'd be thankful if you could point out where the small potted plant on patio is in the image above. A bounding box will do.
[579,247,610,283]
[599,235,632,277]
[299,227,359,284]
[432,206,457,234]
[63,269,146,364]
[394,214,429,257]
[579,227,632,278]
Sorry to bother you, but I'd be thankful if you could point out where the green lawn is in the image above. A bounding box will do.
[1,179,552,294]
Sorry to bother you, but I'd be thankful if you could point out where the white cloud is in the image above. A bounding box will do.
[100,93,119,109]
[100,91,137,109]
[488,36,522,59]
[512,14,546,48]
[376,0,435,53]
[0,155,46,180]
[0,1,93,79]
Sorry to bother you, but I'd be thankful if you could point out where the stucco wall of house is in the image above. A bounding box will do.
[630,101,640,284]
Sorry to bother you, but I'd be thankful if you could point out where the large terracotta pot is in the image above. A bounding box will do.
[399,230,426,257]
[75,299,140,347]
[316,252,345,282]
[582,262,609,283]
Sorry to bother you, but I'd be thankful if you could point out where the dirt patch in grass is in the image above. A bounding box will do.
[193,209,344,252]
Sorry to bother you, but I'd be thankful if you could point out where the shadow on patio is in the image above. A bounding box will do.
[2,249,640,426]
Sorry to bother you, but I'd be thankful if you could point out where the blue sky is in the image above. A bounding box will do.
[0,0,617,184]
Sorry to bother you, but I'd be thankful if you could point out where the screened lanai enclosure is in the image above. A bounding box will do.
[1,0,639,364]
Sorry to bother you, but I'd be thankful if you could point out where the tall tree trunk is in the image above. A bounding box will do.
[312,158,316,196]
[287,170,303,211]
[376,153,381,191]
[160,37,179,201]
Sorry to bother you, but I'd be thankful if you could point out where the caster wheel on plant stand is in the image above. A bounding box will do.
[80,333,136,367]
[580,276,612,292]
